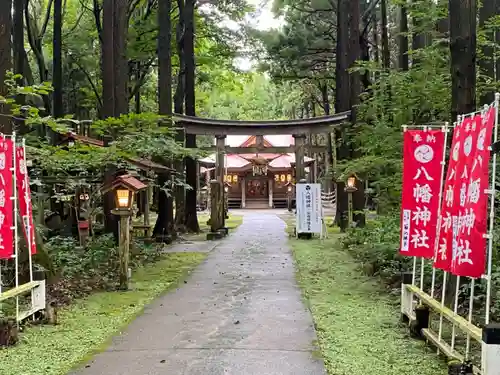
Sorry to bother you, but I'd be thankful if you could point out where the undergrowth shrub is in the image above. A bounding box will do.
[342,213,500,322]
[44,234,163,305]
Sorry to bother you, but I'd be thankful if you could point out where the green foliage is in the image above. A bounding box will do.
[342,214,411,281]
[290,231,446,375]
[199,70,302,120]
[44,234,166,305]
[0,252,206,375]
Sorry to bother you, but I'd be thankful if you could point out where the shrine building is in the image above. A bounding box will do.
[199,135,315,209]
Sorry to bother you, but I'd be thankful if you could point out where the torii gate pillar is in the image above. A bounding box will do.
[293,134,306,182]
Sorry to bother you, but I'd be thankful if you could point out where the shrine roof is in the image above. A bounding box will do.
[101,174,147,194]
[174,112,349,127]
[269,154,314,169]
[239,153,282,160]
[173,111,351,135]
[199,154,251,168]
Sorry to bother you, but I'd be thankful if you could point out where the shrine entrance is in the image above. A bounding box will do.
[246,177,268,199]
[172,111,351,234]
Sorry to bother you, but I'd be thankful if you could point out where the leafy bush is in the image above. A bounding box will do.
[342,213,500,322]
[43,234,163,305]
[342,213,412,284]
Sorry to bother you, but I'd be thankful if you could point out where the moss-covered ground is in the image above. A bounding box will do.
[288,223,447,375]
[0,253,206,375]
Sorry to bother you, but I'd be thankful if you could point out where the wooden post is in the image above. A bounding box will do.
[268,176,273,208]
[241,177,246,208]
[256,135,264,147]
[210,180,221,232]
[313,158,318,183]
[215,135,226,183]
[205,169,211,211]
[112,209,131,290]
[144,187,150,229]
[196,161,200,209]
[293,134,306,182]
[215,135,226,227]
[324,151,331,193]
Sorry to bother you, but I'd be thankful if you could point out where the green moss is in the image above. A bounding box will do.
[186,214,244,241]
[0,252,206,375]
[289,233,446,375]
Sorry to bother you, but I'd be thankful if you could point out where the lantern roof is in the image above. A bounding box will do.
[101,174,148,194]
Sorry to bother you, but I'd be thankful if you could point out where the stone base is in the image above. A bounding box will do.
[155,235,173,244]
[219,227,229,235]
[297,232,313,240]
[143,237,155,245]
[207,232,224,240]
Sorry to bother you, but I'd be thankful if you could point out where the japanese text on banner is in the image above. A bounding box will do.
[16,146,37,255]
[400,130,445,258]
[451,108,495,277]
[434,119,467,271]
[0,138,14,259]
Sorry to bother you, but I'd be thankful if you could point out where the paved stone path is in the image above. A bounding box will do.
[73,212,325,375]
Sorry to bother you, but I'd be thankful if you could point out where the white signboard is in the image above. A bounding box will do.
[296,183,322,234]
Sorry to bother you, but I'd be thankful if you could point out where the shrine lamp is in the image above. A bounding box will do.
[101,174,148,212]
[345,174,358,193]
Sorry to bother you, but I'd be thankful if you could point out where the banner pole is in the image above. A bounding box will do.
[465,277,475,360]
[451,275,460,351]
[437,271,447,352]
[11,132,19,325]
[22,139,33,283]
[485,94,499,325]
[431,122,450,298]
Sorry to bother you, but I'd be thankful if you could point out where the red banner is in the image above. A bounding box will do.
[0,137,14,259]
[400,130,445,258]
[450,108,496,277]
[433,120,465,271]
[16,146,36,255]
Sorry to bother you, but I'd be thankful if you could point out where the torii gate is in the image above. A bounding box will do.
[172,111,351,237]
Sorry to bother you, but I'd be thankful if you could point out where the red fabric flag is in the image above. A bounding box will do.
[433,118,469,270]
[0,137,14,259]
[16,146,36,255]
[450,108,496,277]
[400,129,445,258]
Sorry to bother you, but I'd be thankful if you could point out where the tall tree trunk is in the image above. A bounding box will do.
[183,0,199,232]
[348,0,365,228]
[398,1,409,71]
[335,0,350,231]
[154,0,174,240]
[359,0,371,92]
[102,0,116,236]
[380,0,390,69]
[102,0,114,119]
[173,0,186,230]
[135,61,141,113]
[496,1,500,82]
[53,0,63,118]
[114,0,128,116]
[13,0,24,87]
[320,84,334,186]
[372,7,380,84]
[50,0,63,148]
[449,0,476,122]
[101,0,129,239]
[479,0,495,105]
[436,0,449,36]
[0,0,12,134]
[411,1,427,67]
